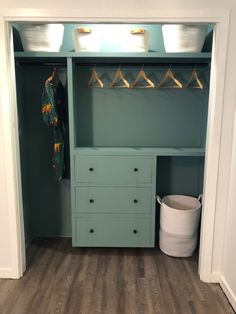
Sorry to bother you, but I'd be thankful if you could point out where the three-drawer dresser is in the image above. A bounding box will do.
[71,152,156,247]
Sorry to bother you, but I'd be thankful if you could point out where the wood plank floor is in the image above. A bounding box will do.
[0,238,234,314]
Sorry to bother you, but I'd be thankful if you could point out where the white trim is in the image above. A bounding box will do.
[0,8,230,21]
[218,86,236,312]
[210,272,221,283]
[0,9,230,280]
[199,13,230,283]
[220,276,236,312]
[0,16,25,279]
[0,268,19,279]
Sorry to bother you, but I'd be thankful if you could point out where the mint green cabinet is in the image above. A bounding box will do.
[75,186,152,214]
[72,153,156,247]
[73,215,153,247]
[65,55,209,248]
[74,155,153,185]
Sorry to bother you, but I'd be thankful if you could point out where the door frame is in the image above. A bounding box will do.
[0,9,230,281]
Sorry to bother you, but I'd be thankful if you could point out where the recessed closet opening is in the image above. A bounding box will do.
[12,22,213,263]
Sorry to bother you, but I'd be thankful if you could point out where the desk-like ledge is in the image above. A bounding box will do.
[73,147,205,156]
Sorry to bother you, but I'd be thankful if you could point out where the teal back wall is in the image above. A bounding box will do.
[73,64,210,148]
[156,156,204,196]
[16,66,71,238]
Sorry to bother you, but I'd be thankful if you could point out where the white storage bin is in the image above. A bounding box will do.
[162,24,208,53]
[73,27,101,52]
[157,194,202,257]
[19,24,64,52]
[121,28,149,52]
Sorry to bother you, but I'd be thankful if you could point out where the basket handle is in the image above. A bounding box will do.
[156,195,162,205]
[198,194,203,204]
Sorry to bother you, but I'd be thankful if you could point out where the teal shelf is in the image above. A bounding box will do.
[14,51,211,64]
[73,147,205,156]
[15,51,73,58]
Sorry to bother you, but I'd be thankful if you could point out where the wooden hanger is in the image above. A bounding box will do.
[47,67,60,86]
[130,66,155,89]
[88,67,104,88]
[185,67,204,90]
[110,66,130,88]
[157,66,183,89]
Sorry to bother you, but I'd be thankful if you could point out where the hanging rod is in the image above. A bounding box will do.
[73,62,210,68]
[15,61,210,69]
[15,61,67,67]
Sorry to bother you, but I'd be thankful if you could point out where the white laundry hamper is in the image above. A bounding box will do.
[157,194,202,257]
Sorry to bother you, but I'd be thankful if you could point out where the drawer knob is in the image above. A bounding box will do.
[134,199,138,203]
[133,229,138,234]
[89,199,94,203]
[134,168,139,172]
[89,167,94,172]
[89,229,95,233]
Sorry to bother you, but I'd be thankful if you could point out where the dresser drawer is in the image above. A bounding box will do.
[75,186,152,214]
[73,216,153,247]
[74,155,153,184]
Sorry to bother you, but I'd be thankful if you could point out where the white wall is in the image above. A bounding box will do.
[0,123,11,269]
[212,9,236,310]
[0,0,232,9]
[220,100,236,309]
[0,0,236,307]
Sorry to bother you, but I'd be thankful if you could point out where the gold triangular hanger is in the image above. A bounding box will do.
[130,66,155,89]
[185,67,204,90]
[157,66,183,89]
[88,67,104,88]
[110,66,130,88]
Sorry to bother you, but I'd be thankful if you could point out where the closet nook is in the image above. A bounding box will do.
[13,23,212,248]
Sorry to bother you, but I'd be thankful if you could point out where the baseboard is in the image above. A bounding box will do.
[210,272,221,283]
[200,271,220,283]
[0,267,15,279]
[220,275,236,312]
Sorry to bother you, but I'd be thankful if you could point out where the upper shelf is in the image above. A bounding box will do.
[14,52,211,64]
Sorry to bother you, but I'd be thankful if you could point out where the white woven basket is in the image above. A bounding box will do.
[162,24,208,53]
[73,27,101,52]
[159,228,198,257]
[19,24,64,52]
[121,28,149,52]
[157,194,202,257]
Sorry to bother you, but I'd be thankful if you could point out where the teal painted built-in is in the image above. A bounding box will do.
[13,23,212,247]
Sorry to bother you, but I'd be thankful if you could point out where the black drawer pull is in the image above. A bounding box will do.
[134,199,138,203]
[89,199,94,203]
[133,229,138,234]
[89,229,95,233]
[89,167,94,172]
[134,168,139,172]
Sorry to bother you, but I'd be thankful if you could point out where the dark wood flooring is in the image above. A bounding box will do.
[0,238,234,314]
